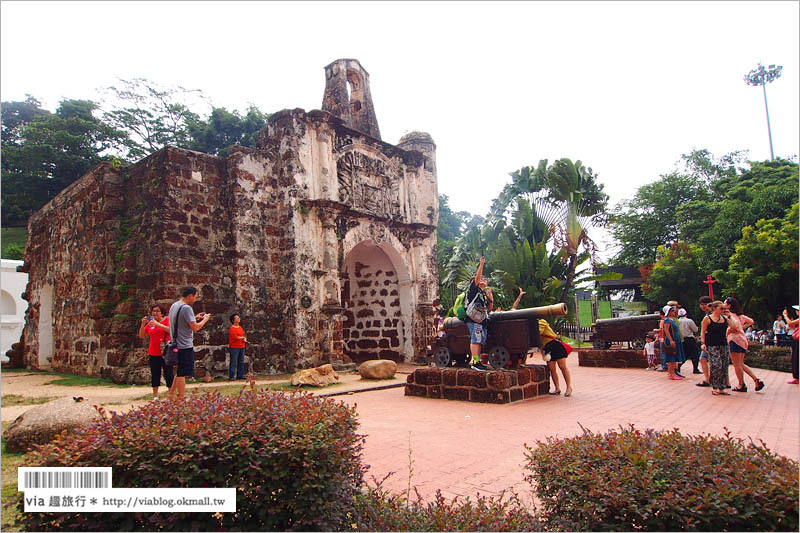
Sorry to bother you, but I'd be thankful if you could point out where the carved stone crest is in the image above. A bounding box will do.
[336,149,400,220]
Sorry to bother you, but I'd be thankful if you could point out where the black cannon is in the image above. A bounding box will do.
[433,303,568,369]
[591,313,661,350]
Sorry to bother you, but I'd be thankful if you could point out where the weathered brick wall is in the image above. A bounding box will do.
[131,147,238,381]
[225,144,294,373]
[577,349,648,368]
[343,257,403,362]
[21,100,439,380]
[22,163,127,376]
[405,366,551,404]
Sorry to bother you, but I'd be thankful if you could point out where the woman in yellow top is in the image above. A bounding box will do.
[539,319,572,397]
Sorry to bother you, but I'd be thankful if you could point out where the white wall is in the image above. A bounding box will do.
[1,259,28,361]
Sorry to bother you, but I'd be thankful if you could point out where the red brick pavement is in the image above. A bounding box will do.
[339,353,799,501]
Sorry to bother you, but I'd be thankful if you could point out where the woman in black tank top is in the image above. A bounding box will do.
[701,301,732,394]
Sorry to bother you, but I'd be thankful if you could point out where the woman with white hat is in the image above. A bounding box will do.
[661,305,685,380]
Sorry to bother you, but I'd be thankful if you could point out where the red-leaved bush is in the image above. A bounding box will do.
[17,390,366,531]
[524,425,799,531]
[349,475,541,531]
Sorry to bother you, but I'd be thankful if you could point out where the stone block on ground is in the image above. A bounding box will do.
[290,364,340,387]
[358,359,397,379]
[2,397,103,453]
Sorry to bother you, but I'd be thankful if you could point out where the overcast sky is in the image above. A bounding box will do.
[2,1,798,259]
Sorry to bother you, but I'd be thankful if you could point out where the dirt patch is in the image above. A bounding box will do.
[1,365,421,422]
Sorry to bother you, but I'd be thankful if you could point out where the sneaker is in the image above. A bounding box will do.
[656,368,666,372]
[471,362,489,371]
[152,397,160,401]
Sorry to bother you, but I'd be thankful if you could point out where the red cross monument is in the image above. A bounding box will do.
[703,275,717,299]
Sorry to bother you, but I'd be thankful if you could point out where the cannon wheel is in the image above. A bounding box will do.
[433,346,452,367]
[631,338,645,350]
[488,346,510,370]
[592,337,606,350]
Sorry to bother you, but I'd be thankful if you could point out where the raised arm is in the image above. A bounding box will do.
[138,316,149,339]
[474,256,485,286]
[511,287,526,310]
[189,312,212,332]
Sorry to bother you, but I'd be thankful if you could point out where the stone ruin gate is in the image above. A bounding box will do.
[18,58,439,383]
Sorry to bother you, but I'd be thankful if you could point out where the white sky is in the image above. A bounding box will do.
[2,1,798,260]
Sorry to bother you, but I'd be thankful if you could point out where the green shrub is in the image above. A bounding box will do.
[746,344,792,373]
[2,242,24,260]
[17,390,366,531]
[349,476,541,531]
[524,425,799,531]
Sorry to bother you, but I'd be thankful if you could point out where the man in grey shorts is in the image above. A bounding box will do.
[168,286,212,401]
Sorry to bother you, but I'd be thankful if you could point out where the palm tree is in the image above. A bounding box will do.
[489,159,609,304]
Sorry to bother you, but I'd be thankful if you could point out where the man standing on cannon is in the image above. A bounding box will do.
[466,256,494,371]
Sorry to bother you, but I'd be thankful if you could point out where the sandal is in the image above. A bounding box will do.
[712,390,730,396]
[696,381,711,387]
[548,390,561,395]
[564,388,572,397]
[732,385,747,392]
[755,379,765,391]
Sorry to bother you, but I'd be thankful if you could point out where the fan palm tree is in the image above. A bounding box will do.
[489,159,609,304]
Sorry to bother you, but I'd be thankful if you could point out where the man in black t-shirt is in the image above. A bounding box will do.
[466,256,493,370]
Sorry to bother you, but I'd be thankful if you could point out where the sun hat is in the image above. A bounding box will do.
[677,308,687,317]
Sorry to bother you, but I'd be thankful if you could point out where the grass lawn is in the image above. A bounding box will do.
[134,380,344,401]
[560,335,590,347]
[3,368,133,388]
[1,395,56,407]
[1,227,27,259]
[1,421,26,532]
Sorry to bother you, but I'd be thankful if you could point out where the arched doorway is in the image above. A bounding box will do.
[1,290,15,315]
[342,241,407,363]
[37,284,53,367]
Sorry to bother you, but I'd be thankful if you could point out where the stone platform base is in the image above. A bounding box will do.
[405,365,550,404]
[578,349,647,368]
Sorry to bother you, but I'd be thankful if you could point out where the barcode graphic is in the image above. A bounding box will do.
[19,468,112,489]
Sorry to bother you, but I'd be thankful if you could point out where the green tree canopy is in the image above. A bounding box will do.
[714,203,799,326]
[1,97,123,227]
[101,78,203,161]
[609,172,711,265]
[186,105,270,157]
[642,242,706,321]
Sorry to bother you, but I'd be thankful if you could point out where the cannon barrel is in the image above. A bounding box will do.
[595,313,660,328]
[443,303,567,331]
[490,303,567,321]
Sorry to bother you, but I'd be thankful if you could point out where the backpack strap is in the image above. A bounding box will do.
[170,304,187,342]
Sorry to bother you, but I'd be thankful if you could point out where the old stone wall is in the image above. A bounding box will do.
[405,366,551,404]
[577,349,647,368]
[20,60,439,381]
[22,163,126,375]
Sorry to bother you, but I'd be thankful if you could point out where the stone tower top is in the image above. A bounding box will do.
[322,59,381,140]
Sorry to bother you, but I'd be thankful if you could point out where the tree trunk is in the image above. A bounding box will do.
[559,253,578,304]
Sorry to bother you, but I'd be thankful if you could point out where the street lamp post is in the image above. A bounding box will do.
[744,63,783,160]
